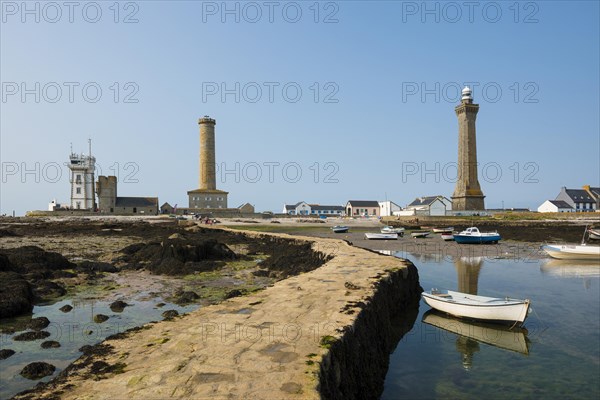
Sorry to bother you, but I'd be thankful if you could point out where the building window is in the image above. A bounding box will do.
[76,174,82,184]
[133,207,137,213]
[76,187,81,194]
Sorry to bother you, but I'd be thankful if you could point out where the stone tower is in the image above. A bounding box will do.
[67,140,96,210]
[187,116,228,209]
[96,176,117,213]
[452,87,485,210]
[199,116,217,190]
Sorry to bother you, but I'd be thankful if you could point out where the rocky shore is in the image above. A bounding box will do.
[0,218,422,399]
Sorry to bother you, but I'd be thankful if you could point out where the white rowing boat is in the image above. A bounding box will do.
[364,232,398,240]
[542,244,600,260]
[421,289,531,325]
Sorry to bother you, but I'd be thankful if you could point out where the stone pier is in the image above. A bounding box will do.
[17,230,421,400]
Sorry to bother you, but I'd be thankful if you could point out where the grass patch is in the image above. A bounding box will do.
[319,335,337,349]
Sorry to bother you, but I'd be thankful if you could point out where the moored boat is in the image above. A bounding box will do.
[433,227,454,234]
[380,226,405,236]
[441,233,455,241]
[411,231,430,238]
[588,228,600,240]
[331,225,349,233]
[421,289,531,325]
[365,232,398,240]
[542,244,600,260]
[453,227,501,244]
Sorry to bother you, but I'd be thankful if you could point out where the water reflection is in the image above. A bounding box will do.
[540,259,599,290]
[454,257,484,295]
[423,309,530,369]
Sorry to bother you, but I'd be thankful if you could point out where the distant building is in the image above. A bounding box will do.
[555,186,599,212]
[537,200,574,213]
[96,176,158,215]
[345,200,380,217]
[379,201,402,217]
[48,199,67,211]
[405,196,452,216]
[282,201,344,216]
[67,142,96,210]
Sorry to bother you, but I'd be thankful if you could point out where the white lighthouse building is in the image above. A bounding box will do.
[68,140,96,210]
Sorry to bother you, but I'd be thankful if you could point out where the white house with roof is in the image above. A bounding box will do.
[555,186,599,212]
[379,201,402,217]
[537,200,574,213]
[282,202,344,216]
[401,195,452,216]
[345,200,380,217]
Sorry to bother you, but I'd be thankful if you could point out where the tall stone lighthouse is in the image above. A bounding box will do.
[451,87,485,211]
[187,116,228,209]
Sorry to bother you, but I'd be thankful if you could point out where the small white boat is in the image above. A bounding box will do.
[433,227,454,234]
[380,226,405,235]
[542,244,600,260]
[365,232,398,240]
[421,289,531,325]
[331,225,349,233]
[588,228,600,240]
[441,233,455,241]
[422,310,530,355]
[453,227,501,244]
[411,231,430,238]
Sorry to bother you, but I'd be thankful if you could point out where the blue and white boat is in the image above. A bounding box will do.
[454,227,501,244]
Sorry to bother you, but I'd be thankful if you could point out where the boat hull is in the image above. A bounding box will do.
[441,234,455,241]
[433,227,454,233]
[454,234,500,244]
[542,244,600,260]
[332,226,349,233]
[411,231,430,238]
[365,233,398,240]
[588,229,600,240]
[422,290,530,325]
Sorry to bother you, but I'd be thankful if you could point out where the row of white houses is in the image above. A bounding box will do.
[283,196,453,217]
[537,185,600,213]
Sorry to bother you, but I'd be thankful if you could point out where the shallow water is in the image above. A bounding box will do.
[0,298,197,399]
[382,253,600,400]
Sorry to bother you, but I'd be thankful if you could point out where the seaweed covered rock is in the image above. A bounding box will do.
[13,331,51,341]
[0,271,34,318]
[119,238,236,275]
[28,317,50,331]
[0,349,16,359]
[0,246,74,272]
[20,362,56,380]
[109,300,129,312]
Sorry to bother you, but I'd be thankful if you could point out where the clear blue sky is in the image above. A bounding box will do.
[1,1,599,215]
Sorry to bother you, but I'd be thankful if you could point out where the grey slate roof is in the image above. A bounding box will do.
[548,200,573,209]
[115,197,158,207]
[408,196,444,207]
[565,189,595,203]
[347,200,379,207]
[310,205,344,211]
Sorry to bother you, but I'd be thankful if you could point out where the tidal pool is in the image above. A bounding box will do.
[382,253,600,399]
[0,298,197,399]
